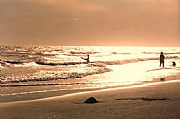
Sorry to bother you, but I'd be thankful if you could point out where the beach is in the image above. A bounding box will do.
[1,0,180,118]
[1,74,180,119]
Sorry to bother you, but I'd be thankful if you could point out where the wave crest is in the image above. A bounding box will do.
[0,67,112,84]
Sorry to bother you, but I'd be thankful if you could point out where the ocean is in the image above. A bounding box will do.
[0,45,180,99]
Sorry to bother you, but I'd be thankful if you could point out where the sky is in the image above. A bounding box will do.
[0,0,179,46]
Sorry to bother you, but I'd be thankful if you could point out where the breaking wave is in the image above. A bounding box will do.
[0,66,112,84]
[33,56,178,66]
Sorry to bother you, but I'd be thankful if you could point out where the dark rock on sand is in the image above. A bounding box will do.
[160,78,165,81]
[84,97,98,104]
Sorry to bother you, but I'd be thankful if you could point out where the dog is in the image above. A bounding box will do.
[172,61,176,67]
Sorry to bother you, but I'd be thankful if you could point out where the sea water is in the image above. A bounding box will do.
[0,46,180,98]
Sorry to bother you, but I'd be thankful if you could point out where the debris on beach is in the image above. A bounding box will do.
[141,97,169,101]
[84,97,98,104]
[116,97,170,101]
[160,78,165,81]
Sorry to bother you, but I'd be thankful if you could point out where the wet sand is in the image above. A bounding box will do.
[1,76,180,119]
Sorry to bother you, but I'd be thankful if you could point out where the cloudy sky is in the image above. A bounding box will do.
[0,0,179,46]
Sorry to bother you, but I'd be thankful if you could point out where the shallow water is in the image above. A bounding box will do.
[0,46,180,97]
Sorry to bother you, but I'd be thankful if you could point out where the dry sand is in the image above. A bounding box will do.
[1,78,180,119]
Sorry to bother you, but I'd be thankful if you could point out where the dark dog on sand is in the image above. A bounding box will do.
[172,61,176,67]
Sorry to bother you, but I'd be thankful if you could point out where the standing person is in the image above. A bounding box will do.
[86,54,89,63]
[160,52,165,67]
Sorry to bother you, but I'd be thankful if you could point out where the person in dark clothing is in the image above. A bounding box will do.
[81,54,89,63]
[160,52,165,67]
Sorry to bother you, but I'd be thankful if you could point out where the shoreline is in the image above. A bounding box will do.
[1,79,180,105]
[1,76,180,119]
[1,73,180,104]
[1,72,180,103]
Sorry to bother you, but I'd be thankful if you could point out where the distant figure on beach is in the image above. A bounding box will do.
[81,54,89,63]
[160,52,165,67]
[172,61,176,67]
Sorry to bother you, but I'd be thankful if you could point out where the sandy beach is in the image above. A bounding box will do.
[1,46,180,119]
[1,0,180,118]
[1,75,180,119]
